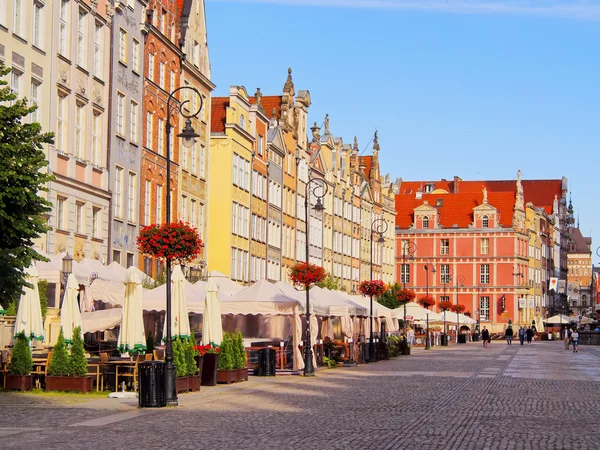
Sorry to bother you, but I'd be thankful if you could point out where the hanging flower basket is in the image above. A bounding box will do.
[438,300,453,312]
[395,288,416,305]
[137,221,203,263]
[417,296,435,309]
[289,262,327,288]
[450,304,466,314]
[358,280,386,297]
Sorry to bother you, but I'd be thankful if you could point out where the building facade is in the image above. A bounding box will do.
[567,227,593,317]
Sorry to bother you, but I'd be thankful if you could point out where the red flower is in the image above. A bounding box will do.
[289,262,327,288]
[417,296,435,309]
[438,300,453,312]
[450,304,466,314]
[395,289,416,304]
[137,221,203,263]
[358,280,386,297]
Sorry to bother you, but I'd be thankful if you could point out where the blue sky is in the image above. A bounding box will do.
[206,0,600,260]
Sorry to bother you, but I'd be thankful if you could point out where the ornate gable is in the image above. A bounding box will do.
[473,187,500,228]
[414,201,439,230]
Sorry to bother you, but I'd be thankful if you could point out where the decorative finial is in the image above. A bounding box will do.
[373,130,380,151]
[324,114,330,134]
[254,88,262,106]
[310,122,321,143]
[353,136,358,151]
[483,187,488,204]
[272,107,277,119]
[283,67,294,92]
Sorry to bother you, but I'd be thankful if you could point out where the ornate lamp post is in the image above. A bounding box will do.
[476,283,485,339]
[440,266,453,346]
[455,274,465,342]
[61,253,73,287]
[424,258,436,349]
[401,241,416,333]
[163,86,202,406]
[369,218,387,362]
[303,177,327,376]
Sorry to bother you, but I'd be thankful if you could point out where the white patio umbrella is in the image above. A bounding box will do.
[203,277,223,345]
[117,267,146,354]
[60,273,82,343]
[164,265,191,339]
[545,314,571,325]
[14,265,44,342]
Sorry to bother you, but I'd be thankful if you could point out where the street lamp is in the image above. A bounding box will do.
[401,241,416,334]
[369,218,388,362]
[303,177,328,376]
[441,266,453,346]
[476,284,485,338]
[455,274,465,343]
[424,258,436,349]
[163,86,202,405]
[61,253,73,286]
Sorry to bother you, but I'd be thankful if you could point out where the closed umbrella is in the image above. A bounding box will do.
[14,265,44,342]
[117,267,146,354]
[164,265,191,339]
[203,277,223,345]
[60,273,82,343]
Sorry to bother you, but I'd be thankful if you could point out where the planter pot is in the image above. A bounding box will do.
[176,376,189,393]
[5,374,33,391]
[201,353,219,386]
[46,376,93,393]
[216,369,238,384]
[236,368,248,382]
[189,375,201,392]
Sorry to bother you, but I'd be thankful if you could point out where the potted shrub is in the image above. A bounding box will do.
[216,333,237,384]
[46,327,93,393]
[233,332,248,382]
[5,332,33,391]
[173,338,189,393]
[198,343,220,386]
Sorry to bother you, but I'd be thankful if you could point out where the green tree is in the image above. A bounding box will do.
[317,274,341,291]
[9,332,33,375]
[217,332,234,371]
[0,62,54,310]
[376,283,402,310]
[172,338,187,377]
[69,327,88,377]
[48,328,70,376]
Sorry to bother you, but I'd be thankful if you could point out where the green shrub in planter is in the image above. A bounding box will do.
[70,326,87,377]
[48,328,71,376]
[10,332,33,375]
[217,332,234,371]
[173,338,187,378]
[232,332,245,370]
[185,338,198,376]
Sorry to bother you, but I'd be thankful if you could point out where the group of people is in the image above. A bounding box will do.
[563,328,579,352]
[502,326,534,345]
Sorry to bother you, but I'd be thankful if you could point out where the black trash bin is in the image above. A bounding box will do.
[255,348,276,376]
[457,334,467,344]
[473,333,480,342]
[138,361,166,408]
[441,334,448,346]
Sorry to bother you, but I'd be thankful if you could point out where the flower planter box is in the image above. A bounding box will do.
[201,353,219,386]
[46,376,93,393]
[176,376,189,393]
[5,374,33,391]
[216,369,238,384]
[189,375,201,392]
[237,368,248,382]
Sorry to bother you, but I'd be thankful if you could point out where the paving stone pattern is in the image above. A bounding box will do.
[2,341,600,449]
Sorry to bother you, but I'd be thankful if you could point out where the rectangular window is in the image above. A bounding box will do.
[126,253,134,268]
[182,146,188,171]
[159,62,165,89]
[116,93,125,136]
[440,264,451,284]
[75,202,84,234]
[75,103,84,158]
[59,0,68,56]
[199,146,205,178]
[132,39,139,73]
[93,23,102,77]
[113,250,121,265]
[146,112,153,148]
[119,28,127,63]
[191,145,197,174]
[481,238,490,255]
[148,53,154,81]
[144,180,151,225]
[156,184,163,224]
[56,95,65,151]
[32,3,41,48]
[440,239,449,255]
[114,167,123,219]
[181,195,187,222]
[257,135,263,156]
[157,119,164,155]
[170,71,175,92]
[198,204,204,239]
[480,296,490,321]
[480,264,490,284]
[57,197,67,230]
[92,207,101,238]
[144,257,152,276]
[190,200,196,227]
[13,0,21,35]
[130,101,138,143]
[10,70,20,100]
[77,11,85,67]
[127,172,136,223]
[30,81,39,123]
[92,113,100,166]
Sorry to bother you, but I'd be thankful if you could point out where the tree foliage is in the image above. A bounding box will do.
[9,332,33,375]
[217,332,234,371]
[317,274,341,291]
[70,327,88,377]
[376,283,402,310]
[0,62,54,308]
[48,328,70,376]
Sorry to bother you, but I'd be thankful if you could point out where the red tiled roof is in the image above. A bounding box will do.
[210,97,229,133]
[395,191,516,229]
[359,156,372,181]
[249,95,282,119]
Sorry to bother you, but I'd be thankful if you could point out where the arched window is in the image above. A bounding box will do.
[482,215,489,228]
[422,216,429,228]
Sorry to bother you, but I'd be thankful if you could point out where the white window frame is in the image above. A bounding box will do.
[75,103,84,158]
[144,180,151,225]
[13,0,22,36]
[59,0,69,56]
[56,94,66,151]
[146,112,153,148]
[114,167,124,219]
[132,38,139,73]
[127,172,136,223]
[32,2,42,48]
[116,92,125,136]
[75,202,85,234]
[92,207,101,238]
[93,22,102,77]
[130,100,138,143]
[156,184,163,224]
[157,119,164,155]
[30,80,39,123]
[77,10,85,67]
[119,28,127,63]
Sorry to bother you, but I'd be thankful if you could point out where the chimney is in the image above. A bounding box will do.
[453,176,461,193]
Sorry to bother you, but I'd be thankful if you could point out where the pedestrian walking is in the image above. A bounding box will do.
[564,328,571,350]
[571,330,579,353]
[481,327,490,348]
[407,327,415,347]
[505,326,514,345]
[518,326,525,345]
[526,327,533,344]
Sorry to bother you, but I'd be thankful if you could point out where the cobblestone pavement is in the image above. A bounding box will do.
[2,341,600,450]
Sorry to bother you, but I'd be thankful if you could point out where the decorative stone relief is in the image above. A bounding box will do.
[91,0,98,10]
[76,77,87,97]
[93,89,103,105]
[106,3,115,25]
[0,44,5,58]
[115,140,137,166]
[31,63,43,78]
[12,51,25,68]
[58,68,69,86]
[117,68,139,94]
[122,8,138,28]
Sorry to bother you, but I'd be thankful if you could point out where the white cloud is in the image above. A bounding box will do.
[212,0,600,21]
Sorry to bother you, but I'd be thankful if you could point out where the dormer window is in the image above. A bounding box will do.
[423,216,429,228]
[482,215,489,228]
[424,184,434,193]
